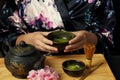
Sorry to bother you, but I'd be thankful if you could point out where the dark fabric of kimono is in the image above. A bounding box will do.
[0,0,116,57]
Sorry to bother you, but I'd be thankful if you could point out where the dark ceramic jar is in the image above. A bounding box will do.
[4,41,45,79]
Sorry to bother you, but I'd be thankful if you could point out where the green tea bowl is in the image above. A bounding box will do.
[62,60,86,77]
[47,30,75,51]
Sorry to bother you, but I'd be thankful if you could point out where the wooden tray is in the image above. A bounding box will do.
[0,54,115,80]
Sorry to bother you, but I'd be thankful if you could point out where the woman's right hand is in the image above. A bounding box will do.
[16,32,58,53]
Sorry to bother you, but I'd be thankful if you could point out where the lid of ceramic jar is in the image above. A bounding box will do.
[10,41,36,57]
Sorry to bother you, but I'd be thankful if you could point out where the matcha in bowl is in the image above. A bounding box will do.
[47,30,75,52]
[62,60,86,77]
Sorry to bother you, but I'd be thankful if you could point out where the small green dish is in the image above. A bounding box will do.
[62,60,86,77]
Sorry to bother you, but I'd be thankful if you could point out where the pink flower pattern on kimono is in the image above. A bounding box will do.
[21,0,64,29]
[8,11,22,28]
[40,11,54,29]
[23,0,41,25]
[102,29,113,44]
[88,0,95,3]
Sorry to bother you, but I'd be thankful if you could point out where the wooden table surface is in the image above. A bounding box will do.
[0,54,115,80]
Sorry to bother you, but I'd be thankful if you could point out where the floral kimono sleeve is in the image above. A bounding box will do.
[58,0,116,54]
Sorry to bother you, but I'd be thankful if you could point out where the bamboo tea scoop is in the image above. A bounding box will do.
[79,62,104,80]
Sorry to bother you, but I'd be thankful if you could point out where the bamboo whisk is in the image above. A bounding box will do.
[83,43,96,68]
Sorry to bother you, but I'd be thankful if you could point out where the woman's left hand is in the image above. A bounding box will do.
[64,30,98,52]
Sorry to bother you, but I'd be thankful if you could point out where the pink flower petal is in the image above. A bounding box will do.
[88,0,95,3]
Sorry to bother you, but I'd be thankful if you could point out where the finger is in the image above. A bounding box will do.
[36,45,58,53]
[38,35,53,45]
[64,47,81,52]
[69,34,86,44]
[64,40,85,52]
[34,39,58,52]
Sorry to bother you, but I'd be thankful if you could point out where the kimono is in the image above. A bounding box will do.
[0,0,116,57]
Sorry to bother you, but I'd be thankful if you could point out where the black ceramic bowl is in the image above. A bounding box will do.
[47,31,75,51]
[62,60,86,77]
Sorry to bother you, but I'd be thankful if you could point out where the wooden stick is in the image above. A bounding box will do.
[79,62,104,80]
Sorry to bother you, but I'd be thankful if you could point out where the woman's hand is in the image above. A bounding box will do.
[16,32,58,53]
[64,30,98,52]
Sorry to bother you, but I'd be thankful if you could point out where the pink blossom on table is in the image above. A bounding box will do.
[27,66,59,80]
[88,0,95,3]
[27,70,37,79]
